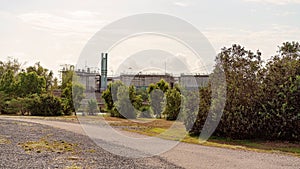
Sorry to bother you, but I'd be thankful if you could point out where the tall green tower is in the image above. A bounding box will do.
[101,53,108,91]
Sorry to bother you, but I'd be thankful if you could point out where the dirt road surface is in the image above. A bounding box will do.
[1,116,299,169]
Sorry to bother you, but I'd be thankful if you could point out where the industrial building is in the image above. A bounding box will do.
[75,68,100,93]
[119,73,175,89]
[179,74,209,89]
[74,70,209,93]
[72,53,209,93]
[61,53,209,111]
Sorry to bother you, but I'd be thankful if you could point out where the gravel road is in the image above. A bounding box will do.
[0,118,182,169]
[0,116,299,169]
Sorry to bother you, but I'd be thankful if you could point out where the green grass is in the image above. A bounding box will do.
[125,126,300,156]
[0,135,11,144]
[5,115,300,157]
[112,117,300,157]
[64,164,82,169]
[19,137,79,154]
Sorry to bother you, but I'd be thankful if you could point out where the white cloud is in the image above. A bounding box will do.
[202,25,300,59]
[17,11,107,37]
[174,2,189,7]
[244,0,300,5]
[275,11,296,16]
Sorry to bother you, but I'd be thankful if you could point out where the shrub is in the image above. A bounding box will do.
[184,43,300,141]
[115,86,136,119]
[4,97,33,115]
[87,99,98,115]
[29,94,63,116]
[163,88,182,121]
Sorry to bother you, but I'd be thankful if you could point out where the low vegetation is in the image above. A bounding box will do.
[1,41,299,154]
[0,135,11,144]
[102,42,300,142]
[18,137,78,154]
[0,62,84,116]
[105,116,300,157]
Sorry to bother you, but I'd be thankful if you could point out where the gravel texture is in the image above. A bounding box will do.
[1,116,300,169]
[0,119,182,169]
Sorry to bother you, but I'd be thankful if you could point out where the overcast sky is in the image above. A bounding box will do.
[0,0,299,77]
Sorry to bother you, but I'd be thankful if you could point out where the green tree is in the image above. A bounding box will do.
[0,91,8,114]
[183,89,201,132]
[16,72,46,97]
[51,77,59,90]
[0,58,21,77]
[62,82,85,115]
[4,97,33,115]
[129,85,144,111]
[87,99,98,115]
[260,42,300,140]
[136,87,149,102]
[116,86,136,119]
[102,81,124,116]
[0,69,17,96]
[186,44,263,139]
[215,44,263,139]
[29,94,63,116]
[26,62,53,92]
[185,87,211,136]
[61,65,75,90]
[163,88,182,120]
[147,79,169,118]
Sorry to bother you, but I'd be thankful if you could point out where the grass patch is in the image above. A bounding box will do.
[0,135,11,144]
[13,121,33,126]
[19,137,78,154]
[87,149,96,153]
[64,164,82,169]
[105,117,300,157]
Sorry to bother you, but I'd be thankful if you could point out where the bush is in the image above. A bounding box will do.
[87,99,98,115]
[138,106,152,118]
[115,86,136,119]
[4,97,33,115]
[184,43,300,141]
[29,94,63,116]
[184,87,211,136]
[163,88,182,121]
[0,91,8,114]
[102,81,124,117]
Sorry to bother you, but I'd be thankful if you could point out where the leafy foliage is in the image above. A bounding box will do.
[29,94,63,116]
[163,88,182,120]
[259,42,300,140]
[0,59,76,116]
[87,99,98,115]
[62,82,85,115]
[0,69,16,96]
[26,62,53,92]
[148,80,170,118]
[16,72,46,97]
[102,81,124,117]
[185,42,300,141]
[0,91,8,114]
[115,86,136,119]
[4,97,33,115]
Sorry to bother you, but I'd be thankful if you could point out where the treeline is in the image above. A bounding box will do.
[186,42,300,141]
[102,79,182,120]
[102,42,300,141]
[0,62,84,116]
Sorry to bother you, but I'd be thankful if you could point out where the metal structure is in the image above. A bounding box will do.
[75,68,100,92]
[100,53,108,91]
[179,74,209,89]
[119,73,175,89]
